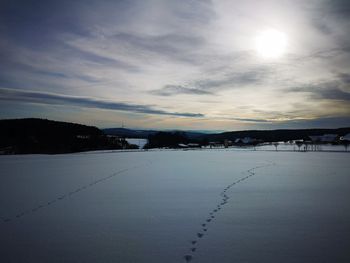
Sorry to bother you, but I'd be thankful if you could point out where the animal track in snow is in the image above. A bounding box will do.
[184,255,193,262]
[1,162,151,224]
[183,162,273,262]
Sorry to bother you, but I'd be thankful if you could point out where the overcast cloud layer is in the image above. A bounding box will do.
[0,0,349,130]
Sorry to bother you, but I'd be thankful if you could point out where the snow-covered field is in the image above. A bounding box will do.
[0,150,349,263]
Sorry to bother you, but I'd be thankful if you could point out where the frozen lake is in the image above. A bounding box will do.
[1,150,349,262]
[125,138,148,149]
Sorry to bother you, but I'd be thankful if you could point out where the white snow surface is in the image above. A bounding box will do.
[0,150,349,263]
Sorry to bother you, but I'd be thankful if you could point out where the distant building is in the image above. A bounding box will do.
[243,137,256,144]
[76,135,90,139]
[177,143,201,148]
[209,142,223,148]
[341,133,350,141]
[224,139,232,148]
[0,146,15,155]
[235,137,256,144]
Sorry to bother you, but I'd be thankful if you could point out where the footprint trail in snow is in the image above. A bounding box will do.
[1,162,151,224]
[183,162,275,262]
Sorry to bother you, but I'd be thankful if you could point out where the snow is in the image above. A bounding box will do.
[0,150,349,262]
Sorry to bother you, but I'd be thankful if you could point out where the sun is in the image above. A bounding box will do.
[255,29,288,59]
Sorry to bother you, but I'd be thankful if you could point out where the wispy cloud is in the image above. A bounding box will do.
[109,33,208,64]
[311,88,350,101]
[245,116,350,129]
[195,68,271,91]
[1,0,350,129]
[0,88,204,118]
[229,117,271,123]
[288,75,350,101]
[150,85,214,96]
[151,67,272,96]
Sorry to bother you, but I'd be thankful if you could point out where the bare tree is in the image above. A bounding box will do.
[296,141,303,151]
[252,141,259,151]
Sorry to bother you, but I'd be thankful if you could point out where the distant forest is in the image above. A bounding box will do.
[0,118,137,154]
[106,127,350,149]
[203,128,350,142]
[144,131,208,149]
[104,127,350,142]
[1,118,350,154]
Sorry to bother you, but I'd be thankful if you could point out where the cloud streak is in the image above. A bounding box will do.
[150,85,214,96]
[0,88,204,118]
[1,0,350,129]
[229,117,271,123]
[151,67,272,96]
[288,75,350,101]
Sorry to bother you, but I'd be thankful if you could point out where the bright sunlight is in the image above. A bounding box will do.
[255,29,288,59]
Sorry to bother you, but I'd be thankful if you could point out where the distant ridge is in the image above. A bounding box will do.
[102,128,205,139]
[2,118,350,153]
[204,128,350,142]
[103,126,350,142]
[103,128,158,138]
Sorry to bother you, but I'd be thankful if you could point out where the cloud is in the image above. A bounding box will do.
[268,116,350,129]
[110,32,207,64]
[151,66,272,96]
[228,117,271,123]
[1,0,350,129]
[323,0,350,18]
[150,85,214,96]
[313,88,350,101]
[309,0,350,55]
[241,116,350,129]
[338,73,350,84]
[288,75,350,101]
[0,88,204,118]
[289,85,350,101]
[196,68,271,91]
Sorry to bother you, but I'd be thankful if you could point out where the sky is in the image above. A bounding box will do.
[0,0,350,130]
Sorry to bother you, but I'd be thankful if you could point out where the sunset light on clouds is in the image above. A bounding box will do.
[0,0,349,130]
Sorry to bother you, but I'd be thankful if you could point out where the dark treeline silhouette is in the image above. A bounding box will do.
[143,128,350,149]
[204,128,350,142]
[145,132,189,149]
[104,127,350,143]
[103,128,158,138]
[2,118,350,152]
[144,131,208,149]
[0,118,136,154]
[103,127,205,139]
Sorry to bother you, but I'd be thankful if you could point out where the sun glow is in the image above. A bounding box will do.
[255,29,288,59]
